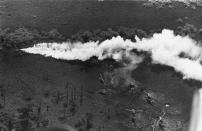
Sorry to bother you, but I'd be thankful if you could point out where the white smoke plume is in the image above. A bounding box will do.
[21,29,202,82]
[102,53,144,90]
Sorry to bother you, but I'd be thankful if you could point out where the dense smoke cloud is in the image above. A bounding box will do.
[134,30,202,80]
[21,29,202,82]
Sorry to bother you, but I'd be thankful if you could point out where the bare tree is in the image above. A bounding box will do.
[80,86,84,106]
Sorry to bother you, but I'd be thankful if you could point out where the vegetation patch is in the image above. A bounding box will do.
[1,21,201,50]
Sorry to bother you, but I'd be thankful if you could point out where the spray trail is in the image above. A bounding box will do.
[21,29,202,82]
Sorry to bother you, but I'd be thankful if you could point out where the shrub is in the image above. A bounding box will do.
[70,27,147,43]
[0,28,67,49]
[41,29,65,42]
[3,28,41,49]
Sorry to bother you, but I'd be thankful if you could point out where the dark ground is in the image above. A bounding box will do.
[1,0,202,36]
[0,50,195,131]
[0,0,202,131]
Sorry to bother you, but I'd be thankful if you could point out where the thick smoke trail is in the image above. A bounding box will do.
[21,29,202,82]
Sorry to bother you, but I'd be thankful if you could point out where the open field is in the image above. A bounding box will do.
[0,51,196,131]
[1,0,202,36]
